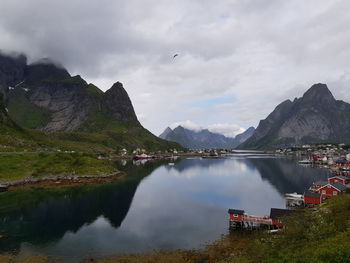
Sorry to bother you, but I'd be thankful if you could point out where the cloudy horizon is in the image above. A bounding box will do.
[1,0,350,137]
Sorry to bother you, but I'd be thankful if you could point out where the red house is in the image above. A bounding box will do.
[228,209,245,221]
[318,182,347,198]
[304,190,323,206]
[328,175,350,185]
[309,181,327,192]
[335,159,350,169]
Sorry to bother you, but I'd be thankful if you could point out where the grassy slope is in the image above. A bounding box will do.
[7,90,51,129]
[0,152,116,182]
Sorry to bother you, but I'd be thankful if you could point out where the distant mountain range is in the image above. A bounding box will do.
[159,125,255,149]
[0,51,180,151]
[239,83,350,150]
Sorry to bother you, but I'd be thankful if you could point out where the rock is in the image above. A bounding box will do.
[239,83,350,149]
[0,53,140,131]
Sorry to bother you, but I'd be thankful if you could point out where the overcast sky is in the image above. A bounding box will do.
[1,0,350,137]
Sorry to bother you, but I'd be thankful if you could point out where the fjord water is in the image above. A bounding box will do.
[0,156,331,261]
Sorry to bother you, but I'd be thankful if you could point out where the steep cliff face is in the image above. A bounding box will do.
[0,53,139,132]
[0,51,27,98]
[239,83,350,149]
[104,82,138,122]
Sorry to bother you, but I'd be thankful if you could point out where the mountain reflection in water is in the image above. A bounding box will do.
[0,156,330,261]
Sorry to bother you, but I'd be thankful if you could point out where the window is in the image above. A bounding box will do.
[322,190,326,194]
[333,191,337,196]
[233,214,238,217]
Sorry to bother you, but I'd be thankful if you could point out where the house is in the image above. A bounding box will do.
[310,181,327,191]
[328,175,350,185]
[228,209,245,221]
[335,159,350,168]
[304,190,323,206]
[318,182,347,198]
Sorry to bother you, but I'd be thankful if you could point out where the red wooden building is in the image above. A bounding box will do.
[228,209,245,221]
[318,182,347,198]
[309,181,327,192]
[304,190,323,206]
[335,159,350,169]
[328,175,350,185]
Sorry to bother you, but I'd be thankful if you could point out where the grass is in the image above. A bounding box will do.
[0,152,115,182]
[7,90,51,129]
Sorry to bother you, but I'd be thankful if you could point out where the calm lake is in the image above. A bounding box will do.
[0,155,331,261]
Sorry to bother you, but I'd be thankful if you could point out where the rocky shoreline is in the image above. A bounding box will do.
[0,171,126,190]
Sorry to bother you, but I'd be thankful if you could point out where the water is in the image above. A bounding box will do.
[0,156,331,261]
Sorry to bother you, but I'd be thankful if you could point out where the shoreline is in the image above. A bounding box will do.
[0,171,127,190]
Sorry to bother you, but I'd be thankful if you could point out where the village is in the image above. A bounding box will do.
[228,143,350,230]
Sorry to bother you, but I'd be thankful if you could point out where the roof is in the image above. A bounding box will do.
[336,159,350,164]
[329,175,349,180]
[228,209,244,215]
[313,181,327,186]
[270,208,301,220]
[331,182,347,191]
[304,190,321,198]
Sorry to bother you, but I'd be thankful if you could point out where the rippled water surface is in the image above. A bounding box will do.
[0,156,331,261]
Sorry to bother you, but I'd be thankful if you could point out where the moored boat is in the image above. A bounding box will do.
[133,153,153,160]
[298,159,312,164]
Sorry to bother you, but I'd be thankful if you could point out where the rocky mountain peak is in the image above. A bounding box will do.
[301,83,335,105]
[104,82,138,122]
[25,60,70,85]
[159,127,173,139]
[239,83,350,149]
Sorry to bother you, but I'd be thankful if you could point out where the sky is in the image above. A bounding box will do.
[0,0,350,137]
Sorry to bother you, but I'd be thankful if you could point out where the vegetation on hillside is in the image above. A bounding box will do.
[0,152,116,182]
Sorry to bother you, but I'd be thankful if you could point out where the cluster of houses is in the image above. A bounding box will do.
[304,175,350,206]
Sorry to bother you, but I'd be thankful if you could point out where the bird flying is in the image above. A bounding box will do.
[173,54,179,58]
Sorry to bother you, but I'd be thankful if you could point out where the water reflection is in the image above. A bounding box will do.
[0,156,331,261]
[0,161,166,253]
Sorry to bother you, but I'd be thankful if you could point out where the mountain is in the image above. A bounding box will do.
[239,83,350,150]
[0,92,40,150]
[0,51,180,151]
[159,127,173,139]
[0,53,138,131]
[234,126,255,145]
[159,125,255,149]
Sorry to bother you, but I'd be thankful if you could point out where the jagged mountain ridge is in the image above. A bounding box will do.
[160,125,255,149]
[0,51,181,151]
[0,51,137,132]
[239,83,350,150]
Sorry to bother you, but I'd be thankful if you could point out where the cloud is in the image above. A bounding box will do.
[169,120,202,132]
[0,0,350,136]
[207,124,246,138]
[169,120,246,138]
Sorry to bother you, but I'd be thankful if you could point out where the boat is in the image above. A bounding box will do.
[298,159,312,164]
[168,163,175,166]
[285,192,303,200]
[133,153,153,160]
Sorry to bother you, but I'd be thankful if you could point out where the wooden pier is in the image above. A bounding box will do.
[228,208,300,229]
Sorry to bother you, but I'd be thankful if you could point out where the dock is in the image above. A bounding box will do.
[228,208,301,229]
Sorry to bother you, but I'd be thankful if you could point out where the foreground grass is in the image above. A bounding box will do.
[0,152,115,182]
